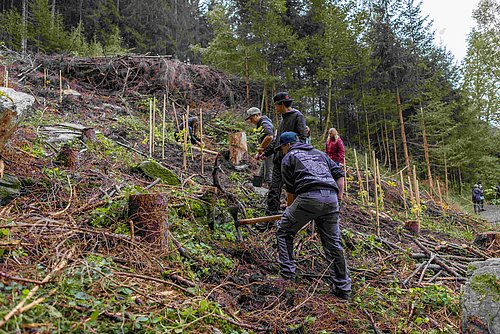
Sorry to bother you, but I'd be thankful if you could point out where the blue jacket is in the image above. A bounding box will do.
[256,116,274,144]
[281,142,344,195]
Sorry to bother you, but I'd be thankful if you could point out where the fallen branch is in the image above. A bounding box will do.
[363,309,382,334]
[413,239,461,277]
[0,271,44,285]
[417,253,436,284]
[113,271,195,296]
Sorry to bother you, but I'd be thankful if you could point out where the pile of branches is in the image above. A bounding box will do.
[23,54,253,107]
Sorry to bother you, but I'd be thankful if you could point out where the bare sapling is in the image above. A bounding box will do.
[365,152,370,202]
[172,102,180,133]
[59,70,62,103]
[183,108,189,170]
[343,157,348,198]
[152,96,156,154]
[354,149,366,205]
[372,151,380,236]
[149,99,153,157]
[200,108,204,174]
[413,165,421,231]
[162,94,166,159]
[400,170,407,217]
[436,178,443,208]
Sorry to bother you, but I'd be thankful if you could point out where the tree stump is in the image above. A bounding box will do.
[128,193,168,247]
[55,146,78,169]
[473,232,500,249]
[404,220,420,234]
[82,128,97,142]
[228,131,247,165]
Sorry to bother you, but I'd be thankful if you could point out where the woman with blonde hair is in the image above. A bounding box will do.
[325,128,344,164]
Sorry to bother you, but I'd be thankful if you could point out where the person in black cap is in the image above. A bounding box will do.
[276,131,351,300]
[260,92,307,217]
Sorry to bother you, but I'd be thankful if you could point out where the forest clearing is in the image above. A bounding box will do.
[1,0,499,333]
[0,52,497,334]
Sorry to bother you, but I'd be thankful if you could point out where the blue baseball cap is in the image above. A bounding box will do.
[276,131,298,151]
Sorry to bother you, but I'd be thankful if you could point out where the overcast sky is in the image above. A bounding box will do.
[420,0,480,62]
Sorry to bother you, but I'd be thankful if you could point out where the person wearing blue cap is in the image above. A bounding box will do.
[276,131,352,300]
[260,92,307,217]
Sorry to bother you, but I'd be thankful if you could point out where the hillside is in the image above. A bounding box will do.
[0,55,497,333]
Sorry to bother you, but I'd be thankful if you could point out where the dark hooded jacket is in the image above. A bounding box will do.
[263,108,306,162]
[281,142,344,195]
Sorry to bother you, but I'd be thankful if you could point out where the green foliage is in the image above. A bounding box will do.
[0,9,24,51]
[89,198,127,228]
[89,134,140,168]
[0,0,127,56]
[30,0,70,52]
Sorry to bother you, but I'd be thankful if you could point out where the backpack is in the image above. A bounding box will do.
[472,188,482,202]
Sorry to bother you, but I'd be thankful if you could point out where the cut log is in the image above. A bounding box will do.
[228,132,247,165]
[82,128,97,142]
[128,193,168,247]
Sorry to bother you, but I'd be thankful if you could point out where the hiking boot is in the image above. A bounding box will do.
[331,288,352,301]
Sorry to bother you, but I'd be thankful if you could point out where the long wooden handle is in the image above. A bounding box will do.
[237,214,282,226]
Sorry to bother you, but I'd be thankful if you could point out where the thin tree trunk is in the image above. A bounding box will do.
[362,89,371,154]
[365,153,370,202]
[335,99,340,132]
[383,110,391,171]
[400,170,407,217]
[322,75,333,141]
[376,130,385,167]
[392,123,399,172]
[356,105,362,148]
[21,0,27,53]
[396,86,410,174]
[51,0,56,24]
[372,151,380,237]
[354,149,366,205]
[420,104,433,196]
[444,157,449,199]
[245,49,249,102]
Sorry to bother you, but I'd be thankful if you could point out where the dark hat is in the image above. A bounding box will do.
[276,131,298,151]
[273,92,293,104]
[245,107,261,120]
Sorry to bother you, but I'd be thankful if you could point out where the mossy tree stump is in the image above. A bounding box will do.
[128,193,168,247]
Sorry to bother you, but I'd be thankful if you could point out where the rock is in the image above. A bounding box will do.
[0,88,35,152]
[0,174,22,205]
[134,161,181,186]
[461,258,500,334]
